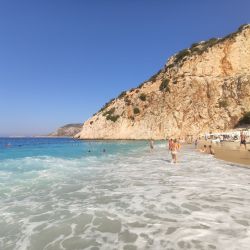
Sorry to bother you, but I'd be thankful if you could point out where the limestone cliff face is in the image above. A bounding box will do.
[49,123,82,137]
[76,25,250,140]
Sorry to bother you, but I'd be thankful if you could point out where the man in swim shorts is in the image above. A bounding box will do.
[168,138,173,150]
[170,139,179,164]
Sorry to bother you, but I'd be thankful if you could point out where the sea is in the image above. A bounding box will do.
[0,137,250,250]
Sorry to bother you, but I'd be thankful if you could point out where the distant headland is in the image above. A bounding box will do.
[48,123,82,137]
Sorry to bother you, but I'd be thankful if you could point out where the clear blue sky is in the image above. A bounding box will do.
[0,0,249,136]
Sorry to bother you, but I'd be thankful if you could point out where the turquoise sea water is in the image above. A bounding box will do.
[0,138,147,160]
[0,138,250,250]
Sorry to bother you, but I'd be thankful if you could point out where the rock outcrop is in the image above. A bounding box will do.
[75,24,250,140]
[49,123,82,137]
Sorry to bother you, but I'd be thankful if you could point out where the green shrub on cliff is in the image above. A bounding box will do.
[159,78,170,92]
[103,107,120,122]
[106,114,120,122]
[190,46,202,54]
[238,24,248,32]
[118,91,127,99]
[139,93,146,101]
[174,49,190,63]
[219,100,228,108]
[103,107,115,116]
[173,37,220,65]
[148,69,162,83]
[190,42,200,48]
[200,38,219,52]
[98,98,115,113]
[133,107,140,114]
[124,97,132,106]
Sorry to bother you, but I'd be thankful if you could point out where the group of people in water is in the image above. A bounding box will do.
[149,138,215,164]
[149,138,181,164]
[199,144,215,155]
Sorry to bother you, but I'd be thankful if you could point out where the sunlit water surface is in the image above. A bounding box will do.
[0,138,250,250]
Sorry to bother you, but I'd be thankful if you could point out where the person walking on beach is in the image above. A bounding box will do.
[194,139,198,149]
[208,145,215,155]
[170,139,179,164]
[240,131,247,150]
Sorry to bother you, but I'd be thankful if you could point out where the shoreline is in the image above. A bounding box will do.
[198,140,250,167]
[1,136,250,167]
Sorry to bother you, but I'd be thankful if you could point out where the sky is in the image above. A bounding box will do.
[0,0,249,136]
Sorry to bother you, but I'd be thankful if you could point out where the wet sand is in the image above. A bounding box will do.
[198,140,250,167]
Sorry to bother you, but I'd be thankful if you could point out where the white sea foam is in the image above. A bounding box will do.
[0,145,250,249]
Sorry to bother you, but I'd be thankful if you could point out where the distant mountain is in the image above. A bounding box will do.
[49,123,82,137]
[75,24,250,140]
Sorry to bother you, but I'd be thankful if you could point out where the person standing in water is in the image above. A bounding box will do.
[168,138,173,150]
[149,139,154,152]
[170,139,179,164]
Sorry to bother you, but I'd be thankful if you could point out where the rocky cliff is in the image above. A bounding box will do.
[49,123,82,137]
[75,24,250,140]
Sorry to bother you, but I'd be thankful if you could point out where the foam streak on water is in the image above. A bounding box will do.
[0,139,250,250]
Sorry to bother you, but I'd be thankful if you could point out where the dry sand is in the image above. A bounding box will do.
[198,140,250,167]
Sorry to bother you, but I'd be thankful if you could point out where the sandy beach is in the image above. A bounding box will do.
[198,140,250,167]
